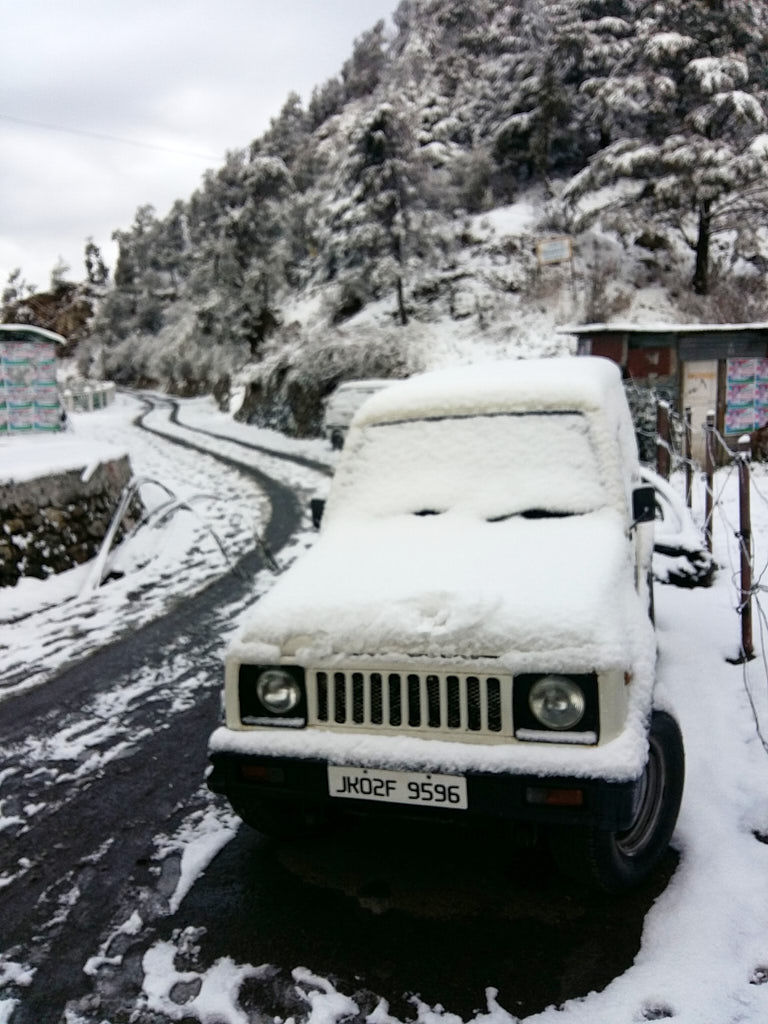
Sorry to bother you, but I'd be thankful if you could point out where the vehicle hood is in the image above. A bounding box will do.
[232,508,649,669]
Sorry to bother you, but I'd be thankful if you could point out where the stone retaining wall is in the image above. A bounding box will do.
[0,456,141,587]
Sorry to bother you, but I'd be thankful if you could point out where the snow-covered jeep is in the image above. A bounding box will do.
[207,357,684,890]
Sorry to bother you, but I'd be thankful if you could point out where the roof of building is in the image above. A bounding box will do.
[559,322,768,361]
[0,323,67,345]
[559,321,768,337]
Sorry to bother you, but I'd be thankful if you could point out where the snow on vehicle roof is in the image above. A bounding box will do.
[351,356,624,427]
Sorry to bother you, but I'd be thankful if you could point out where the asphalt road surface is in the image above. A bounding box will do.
[0,400,677,1024]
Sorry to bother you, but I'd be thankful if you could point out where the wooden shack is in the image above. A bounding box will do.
[562,322,768,462]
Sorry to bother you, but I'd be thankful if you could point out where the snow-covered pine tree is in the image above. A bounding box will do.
[341,19,389,101]
[2,268,36,311]
[259,92,313,187]
[308,76,345,130]
[211,156,295,353]
[150,201,189,291]
[111,230,138,292]
[84,239,109,288]
[486,0,637,189]
[562,0,768,294]
[328,103,422,326]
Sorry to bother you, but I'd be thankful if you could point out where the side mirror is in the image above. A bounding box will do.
[631,485,656,525]
[310,498,325,530]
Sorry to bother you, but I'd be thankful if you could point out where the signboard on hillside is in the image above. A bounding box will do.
[536,236,573,266]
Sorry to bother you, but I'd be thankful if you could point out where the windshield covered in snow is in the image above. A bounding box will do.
[328,412,609,522]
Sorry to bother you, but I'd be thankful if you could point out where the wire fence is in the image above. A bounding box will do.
[629,382,768,756]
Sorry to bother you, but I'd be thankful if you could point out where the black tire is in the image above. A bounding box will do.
[550,710,684,892]
[330,430,345,450]
[230,798,328,840]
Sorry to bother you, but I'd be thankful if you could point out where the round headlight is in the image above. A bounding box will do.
[528,676,586,730]
[256,669,301,714]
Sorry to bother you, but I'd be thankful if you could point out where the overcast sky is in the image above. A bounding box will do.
[1,0,396,294]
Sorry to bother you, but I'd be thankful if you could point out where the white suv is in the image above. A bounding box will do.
[322,379,394,449]
[208,357,684,890]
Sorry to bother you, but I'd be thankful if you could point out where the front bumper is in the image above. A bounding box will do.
[207,750,643,830]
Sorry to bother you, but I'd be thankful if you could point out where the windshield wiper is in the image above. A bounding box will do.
[411,508,577,521]
[487,509,575,522]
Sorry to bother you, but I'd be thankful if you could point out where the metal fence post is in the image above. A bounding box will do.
[684,406,693,508]
[735,434,755,662]
[656,400,671,479]
[704,410,715,553]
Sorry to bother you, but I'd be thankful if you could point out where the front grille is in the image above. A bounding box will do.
[310,669,512,740]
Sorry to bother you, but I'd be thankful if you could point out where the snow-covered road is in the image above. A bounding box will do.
[0,393,331,697]
[1,393,768,1024]
[1,393,331,1024]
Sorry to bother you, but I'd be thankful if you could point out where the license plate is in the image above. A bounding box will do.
[327,765,467,809]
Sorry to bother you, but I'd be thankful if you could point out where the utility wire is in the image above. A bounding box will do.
[0,111,219,162]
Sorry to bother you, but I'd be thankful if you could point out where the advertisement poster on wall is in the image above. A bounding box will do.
[0,336,62,432]
[725,357,768,434]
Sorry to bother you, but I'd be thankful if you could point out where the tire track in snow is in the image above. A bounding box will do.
[0,395,324,1023]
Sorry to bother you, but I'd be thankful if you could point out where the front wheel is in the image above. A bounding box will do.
[550,710,684,891]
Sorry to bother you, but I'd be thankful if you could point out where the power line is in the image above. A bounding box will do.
[0,111,220,162]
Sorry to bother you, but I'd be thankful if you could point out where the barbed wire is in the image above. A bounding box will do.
[746,598,768,755]
[625,383,768,749]
[702,460,738,557]
[711,425,742,460]
[698,428,768,753]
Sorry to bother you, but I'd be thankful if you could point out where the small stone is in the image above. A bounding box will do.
[41,507,68,530]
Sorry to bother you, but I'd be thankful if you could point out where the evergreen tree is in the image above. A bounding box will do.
[486,0,619,188]
[2,268,36,310]
[112,230,137,291]
[84,238,109,287]
[308,76,345,129]
[50,257,72,291]
[193,155,295,353]
[153,201,188,289]
[341,20,389,100]
[330,104,421,325]
[261,93,309,168]
[561,0,768,293]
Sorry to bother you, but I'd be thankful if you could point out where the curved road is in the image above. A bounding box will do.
[0,396,315,1023]
[0,399,676,1024]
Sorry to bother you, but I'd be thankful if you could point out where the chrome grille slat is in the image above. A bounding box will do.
[382,673,391,725]
[310,668,513,742]
[458,676,468,731]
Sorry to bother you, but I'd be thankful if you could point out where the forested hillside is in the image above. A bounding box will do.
[8,0,768,436]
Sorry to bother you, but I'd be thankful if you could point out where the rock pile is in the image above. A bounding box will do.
[0,456,141,587]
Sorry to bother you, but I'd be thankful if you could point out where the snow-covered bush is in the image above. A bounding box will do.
[235,329,422,436]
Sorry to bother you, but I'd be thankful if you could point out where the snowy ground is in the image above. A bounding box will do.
[0,393,331,697]
[2,394,768,1023]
